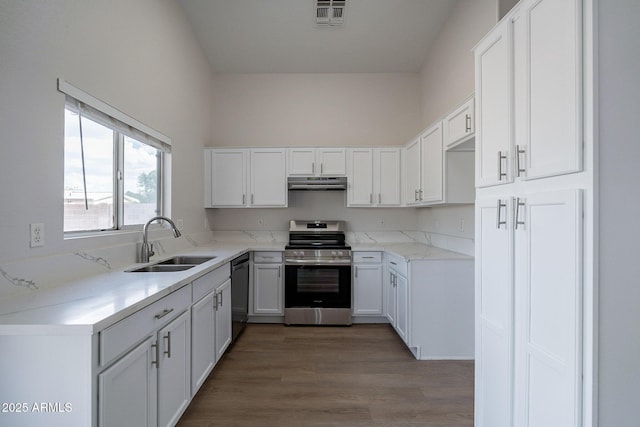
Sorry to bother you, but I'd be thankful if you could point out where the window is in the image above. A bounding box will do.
[59,80,170,234]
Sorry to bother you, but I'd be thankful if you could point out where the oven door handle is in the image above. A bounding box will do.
[285,259,352,266]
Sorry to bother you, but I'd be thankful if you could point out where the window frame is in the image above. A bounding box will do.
[59,79,170,236]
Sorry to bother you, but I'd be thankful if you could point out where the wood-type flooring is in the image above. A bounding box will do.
[177,323,473,427]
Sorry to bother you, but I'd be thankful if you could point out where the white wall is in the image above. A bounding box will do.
[416,0,496,250]
[210,73,422,147]
[419,0,497,126]
[0,0,212,264]
[597,0,640,423]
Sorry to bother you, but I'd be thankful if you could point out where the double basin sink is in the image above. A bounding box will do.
[127,256,216,273]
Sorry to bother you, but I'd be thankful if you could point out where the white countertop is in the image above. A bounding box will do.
[349,242,472,261]
[0,241,468,335]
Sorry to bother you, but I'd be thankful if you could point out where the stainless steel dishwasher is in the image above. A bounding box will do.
[231,253,250,341]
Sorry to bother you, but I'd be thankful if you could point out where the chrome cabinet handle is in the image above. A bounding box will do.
[516,145,526,177]
[251,194,254,204]
[214,293,218,311]
[414,189,418,201]
[355,266,358,278]
[498,151,507,181]
[242,194,246,205]
[378,193,381,204]
[514,198,526,229]
[151,342,159,367]
[370,194,373,204]
[312,162,315,174]
[154,308,174,319]
[465,114,471,132]
[321,163,323,174]
[163,331,171,358]
[496,199,507,229]
[419,189,423,201]
[278,266,281,278]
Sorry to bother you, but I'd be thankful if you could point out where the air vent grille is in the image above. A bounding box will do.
[316,0,346,26]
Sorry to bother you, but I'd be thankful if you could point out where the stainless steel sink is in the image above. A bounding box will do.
[156,256,216,265]
[126,255,216,272]
[127,264,196,273]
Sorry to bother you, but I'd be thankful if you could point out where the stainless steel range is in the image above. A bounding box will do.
[284,220,352,325]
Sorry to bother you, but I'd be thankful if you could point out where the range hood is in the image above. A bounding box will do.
[287,176,347,191]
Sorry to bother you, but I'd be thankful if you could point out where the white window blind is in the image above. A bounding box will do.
[57,79,171,153]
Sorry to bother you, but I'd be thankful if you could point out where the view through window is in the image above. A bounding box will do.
[64,108,162,233]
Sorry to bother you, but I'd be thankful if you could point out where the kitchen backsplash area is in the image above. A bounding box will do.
[0,230,214,301]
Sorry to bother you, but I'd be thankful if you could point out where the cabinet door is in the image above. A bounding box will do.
[317,148,346,176]
[157,310,191,427]
[385,270,396,325]
[394,272,409,344]
[191,292,216,395]
[513,190,582,427]
[209,149,247,206]
[404,138,421,205]
[288,148,315,175]
[374,148,401,206]
[353,264,383,315]
[444,97,475,149]
[347,148,373,206]
[513,0,582,180]
[475,197,514,427]
[98,337,157,427]
[253,263,284,315]
[420,122,444,203]
[475,22,513,187]
[215,279,232,360]
[250,149,287,207]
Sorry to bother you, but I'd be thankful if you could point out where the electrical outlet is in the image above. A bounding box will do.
[258,219,264,226]
[30,223,44,247]
[379,218,385,227]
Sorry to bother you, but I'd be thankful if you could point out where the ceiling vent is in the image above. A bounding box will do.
[316,0,346,26]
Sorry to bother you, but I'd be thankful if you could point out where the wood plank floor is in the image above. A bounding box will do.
[177,324,474,427]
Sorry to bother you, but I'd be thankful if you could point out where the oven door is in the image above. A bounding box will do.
[284,264,351,308]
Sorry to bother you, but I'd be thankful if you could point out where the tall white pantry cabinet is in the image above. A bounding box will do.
[473,0,594,426]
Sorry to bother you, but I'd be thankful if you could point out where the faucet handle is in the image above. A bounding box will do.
[148,243,155,258]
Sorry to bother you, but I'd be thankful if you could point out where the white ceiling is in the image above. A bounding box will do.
[178,0,458,74]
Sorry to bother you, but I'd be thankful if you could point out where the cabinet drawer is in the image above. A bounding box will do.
[387,256,408,276]
[254,251,283,263]
[100,284,192,367]
[353,252,382,263]
[192,263,230,302]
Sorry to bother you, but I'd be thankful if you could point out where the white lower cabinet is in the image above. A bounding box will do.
[252,252,284,316]
[215,279,232,360]
[386,254,474,360]
[190,292,216,395]
[352,252,383,316]
[99,337,157,427]
[157,311,191,427]
[475,190,582,427]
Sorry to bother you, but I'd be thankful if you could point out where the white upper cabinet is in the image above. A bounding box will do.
[250,149,287,207]
[475,0,582,187]
[347,147,401,207]
[420,122,444,203]
[205,148,287,208]
[512,0,582,180]
[374,148,401,206]
[443,96,475,150]
[475,23,513,187]
[403,121,473,207]
[288,147,346,176]
[403,137,422,206]
[347,148,374,206]
[205,149,248,207]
